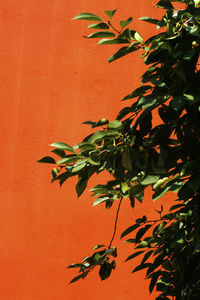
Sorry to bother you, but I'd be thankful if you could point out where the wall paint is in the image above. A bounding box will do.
[0,1,171,299]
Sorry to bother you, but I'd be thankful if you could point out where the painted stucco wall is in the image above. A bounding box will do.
[0,1,169,299]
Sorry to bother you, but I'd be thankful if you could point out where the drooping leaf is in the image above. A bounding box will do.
[76,175,88,197]
[108,43,139,63]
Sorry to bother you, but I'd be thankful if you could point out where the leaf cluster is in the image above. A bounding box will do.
[39,0,200,298]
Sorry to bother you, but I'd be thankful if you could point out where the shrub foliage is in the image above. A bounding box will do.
[39,0,200,298]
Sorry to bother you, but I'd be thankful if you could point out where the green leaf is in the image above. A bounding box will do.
[141,175,160,185]
[51,149,65,157]
[125,251,144,262]
[108,43,139,63]
[136,225,152,242]
[69,271,89,284]
[156,0,174,9]
[120,17,133,29]
[76,176,88,197]
[149,270,160,294]
[107,120,123,129]
[123,85,152,100]
[50,142,75,153]
[87,31,115,38]
[97,38,129,45]
[73,13,102,21]
[88,22,109,29]
[134,32,144,44]
[67,263,82,269]
[121,224,140,238]
[72,161,87,172]
[104,9,117,19]
[57,155,78,165]
[88,131,106,143]
[51,168,59,181]
[139,17,161,25]
[99,262,113,280]
[93,197,110,206]
[37,156,56,164]
[93,245,106,250]
[141,250,154,265]
[132,263,151,273]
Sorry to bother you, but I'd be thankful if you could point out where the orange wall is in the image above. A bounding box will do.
[0,1,169,299]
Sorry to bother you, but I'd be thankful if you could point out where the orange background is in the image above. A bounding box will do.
[0,1,172,299]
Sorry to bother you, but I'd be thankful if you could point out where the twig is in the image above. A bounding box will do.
[109,197,123,248]
[107,21,121,35]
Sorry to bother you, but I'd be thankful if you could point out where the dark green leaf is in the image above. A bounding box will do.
[37,156,56,164]
[121,224,140,238]
[67,263,83,269]
[132,263,151,273]
[141,250,154,265]
[125,251,144,262]
[139,17,161,25]
[149,270,160,294]
[108,43,139,63]
[156,0,174,9]
[88,22,109,29]
[99,262,112,280]
[69,271,89,284]
[76,176,88,197]
[87,31,115,38]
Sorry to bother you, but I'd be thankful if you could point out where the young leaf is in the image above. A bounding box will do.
[104,9,117,19]
[73,13,102,22]
[120,17,133,29]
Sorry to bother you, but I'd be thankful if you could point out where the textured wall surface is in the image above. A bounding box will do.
[0,1,169,299]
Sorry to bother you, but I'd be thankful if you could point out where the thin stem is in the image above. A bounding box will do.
[107,21,121,35]
[109,197,123,248]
